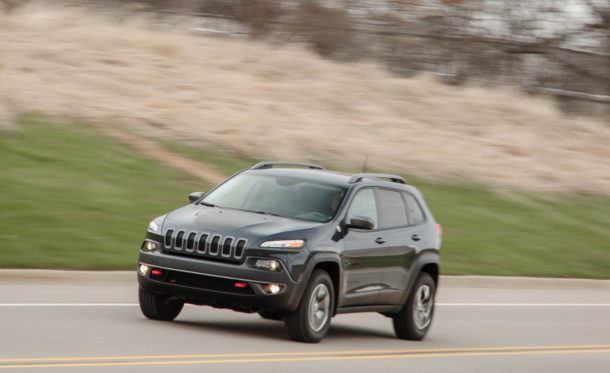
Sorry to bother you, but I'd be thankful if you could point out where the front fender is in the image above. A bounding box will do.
[288,251,342,314]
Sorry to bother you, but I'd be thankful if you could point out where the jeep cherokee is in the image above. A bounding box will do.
[137,161,441,342]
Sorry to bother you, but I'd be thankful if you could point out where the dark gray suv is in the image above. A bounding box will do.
[138,162,441,342]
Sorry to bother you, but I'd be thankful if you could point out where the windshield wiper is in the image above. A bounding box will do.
[247,210,282,217]
[199,201,216,207]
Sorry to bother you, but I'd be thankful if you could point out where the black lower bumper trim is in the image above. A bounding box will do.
[138,272,302,314]
[156,269,255,295]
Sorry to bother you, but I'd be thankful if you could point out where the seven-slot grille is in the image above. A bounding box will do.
[163,229,247,262]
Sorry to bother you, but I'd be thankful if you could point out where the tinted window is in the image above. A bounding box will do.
[404,193,425,225]
[347,189,378,229]
[376,189,408,229]
[202,172,346,223]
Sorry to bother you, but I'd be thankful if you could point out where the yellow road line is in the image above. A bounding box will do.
[1,344,610,363]
[0,346,609,369]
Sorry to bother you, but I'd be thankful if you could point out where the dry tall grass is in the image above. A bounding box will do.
[1,5,609,194]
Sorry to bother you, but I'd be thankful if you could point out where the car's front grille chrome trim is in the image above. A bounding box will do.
[164,229,174,249]
[174,230,185,251]
[209,235,221,256]
[221,236,234,258]
[197,233,208,254]
[163,229,246,263]
[234,239,247,259]
[185,232,197,253]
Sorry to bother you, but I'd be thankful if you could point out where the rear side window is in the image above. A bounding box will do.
[403,193,426,225]
[376,189,408,229]
[347,189,378,229]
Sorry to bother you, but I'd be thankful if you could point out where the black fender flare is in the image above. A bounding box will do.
[291,252,342,314]
[398,251,440,306]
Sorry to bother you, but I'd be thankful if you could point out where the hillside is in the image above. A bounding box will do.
[1,115,609,277]
[1,5,609,194]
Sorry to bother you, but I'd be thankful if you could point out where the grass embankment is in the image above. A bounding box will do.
[1,117,609,277]
[0,116,205,269]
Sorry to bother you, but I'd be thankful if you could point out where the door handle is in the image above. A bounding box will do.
[411,234,421,241]
[375,237,385,245]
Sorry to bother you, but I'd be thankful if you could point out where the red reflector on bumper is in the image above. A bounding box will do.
[234,281,248,289]
[151,268,163,276]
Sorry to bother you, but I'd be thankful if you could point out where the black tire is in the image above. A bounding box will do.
[392,272,436,340]
[284,270,334,343]
[259,311,284,321]
[138,287,184,321]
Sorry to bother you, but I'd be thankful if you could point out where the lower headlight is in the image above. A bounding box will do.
[254,259,281,271]
[141,241,159,252]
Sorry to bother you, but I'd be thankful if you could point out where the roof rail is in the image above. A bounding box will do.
[349,173,406,184]
[250,161,324,170]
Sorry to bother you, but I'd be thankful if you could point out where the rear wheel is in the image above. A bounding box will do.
[138,287,184,321]
[284,270,334,343]
[392,272,436,340]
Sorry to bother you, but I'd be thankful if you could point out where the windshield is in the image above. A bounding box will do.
[201,172,346,223]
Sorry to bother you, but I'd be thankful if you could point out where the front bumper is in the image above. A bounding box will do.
[138,251,306,313]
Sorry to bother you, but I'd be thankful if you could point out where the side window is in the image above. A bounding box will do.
[347,189,378,229]
[376,189,409,229]
[403,193,426,225]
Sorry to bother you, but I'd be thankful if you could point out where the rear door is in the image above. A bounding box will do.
[376,189,421,305]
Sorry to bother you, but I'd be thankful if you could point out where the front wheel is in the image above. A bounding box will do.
[284,270,334,343]
[138,287,184,321]
[392,272,436,340]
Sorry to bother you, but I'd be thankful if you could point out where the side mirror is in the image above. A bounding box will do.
[188,191,205,203]
[347,216,375,230]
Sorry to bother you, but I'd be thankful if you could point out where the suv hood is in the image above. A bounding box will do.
[161,204,322,241]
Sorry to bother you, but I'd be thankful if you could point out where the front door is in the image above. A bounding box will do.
[339,188,386,307]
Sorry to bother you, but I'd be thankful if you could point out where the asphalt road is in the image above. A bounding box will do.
[1,271,609,372]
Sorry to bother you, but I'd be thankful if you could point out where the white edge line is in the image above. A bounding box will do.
[0,303,138,307]
[0,303,610,307]
[437,303,610,307]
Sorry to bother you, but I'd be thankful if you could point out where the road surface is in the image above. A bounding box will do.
[1,271,609,372]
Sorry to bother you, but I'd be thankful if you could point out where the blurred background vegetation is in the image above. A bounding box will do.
[0,1,608,277]
[1,116,609,277]
[27,0,608,116]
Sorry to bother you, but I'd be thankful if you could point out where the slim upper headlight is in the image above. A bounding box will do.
[147,215,166,233]
[147,220,159,233]
[260,240,305,248]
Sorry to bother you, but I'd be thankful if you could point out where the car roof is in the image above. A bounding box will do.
[244,168,352,187]
[244,167,414,192]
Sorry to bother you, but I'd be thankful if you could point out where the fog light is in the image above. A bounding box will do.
[138,264,150,276]
[263,283,283,295]
[255,259,281,271]
[141,241,158,252]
